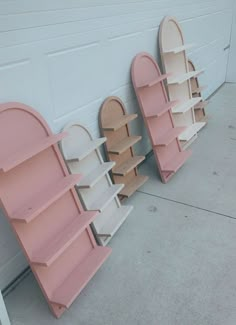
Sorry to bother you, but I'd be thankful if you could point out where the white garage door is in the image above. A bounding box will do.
[0,0,233,289]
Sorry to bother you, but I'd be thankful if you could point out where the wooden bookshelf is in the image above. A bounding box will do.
[131,52,191,183]
[0,102,111,318]
[159,16,206,148]
[100,96,148,198]
[60,123,132,246]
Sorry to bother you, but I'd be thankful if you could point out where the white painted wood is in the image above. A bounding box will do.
[159,16,208,147]
[163,43,195,54]
[77,162,115,188]
[0,0,233,288]
[179,122,206,141]
[98,206,133,238]
[65,138,106,161]
[88,184,124,212]
[60,123,132,246]
[172,97,202,114]
[168,70,203,85]
[0,291,10,325]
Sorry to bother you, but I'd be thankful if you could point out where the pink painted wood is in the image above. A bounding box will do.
[0,102,111,318]
[131,53,191,183]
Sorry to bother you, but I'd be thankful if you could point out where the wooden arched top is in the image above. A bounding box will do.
[100,96,127,128]
[159,16,184,53]
[131,52,162,88]
[60,122,94,160]
[0,102,52,135]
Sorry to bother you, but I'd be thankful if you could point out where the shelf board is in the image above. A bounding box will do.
[178,122,206,142]
[146,100,179,118]
[77,162,115,189]
[10,174,82,223]
[112,156,145,176]
[154,127,185,146]
[172,97,202,114]
[163,150,191,173]
[168,71,203,85]
[88,184,124,212]
[97,205,133,239]
[108,136,141,155]
[0,133,67,173]
[194,100,209,110]
[102,114,137,131]
[119,175,148,198]
[50,246,111,308]
[192,86,207,95]
[31,211,97,267]
[163,43,195,54]
[137,73,172,88]
[66,138,106,161]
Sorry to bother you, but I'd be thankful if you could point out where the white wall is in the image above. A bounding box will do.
[227,2,236,82]
[0,0,233,289]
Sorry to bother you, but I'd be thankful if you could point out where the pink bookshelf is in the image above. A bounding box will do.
[131,52,191,183]
[0,102,111,318]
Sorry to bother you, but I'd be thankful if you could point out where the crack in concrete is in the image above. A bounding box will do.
[137,190,236,221]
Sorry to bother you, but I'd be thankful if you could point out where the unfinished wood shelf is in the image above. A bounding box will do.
[0,103,111,318]
[159,16,206,148]
[100,96,148,198]
[132,52,191,183]
[60,123,132,246]
[188,59,209,124]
